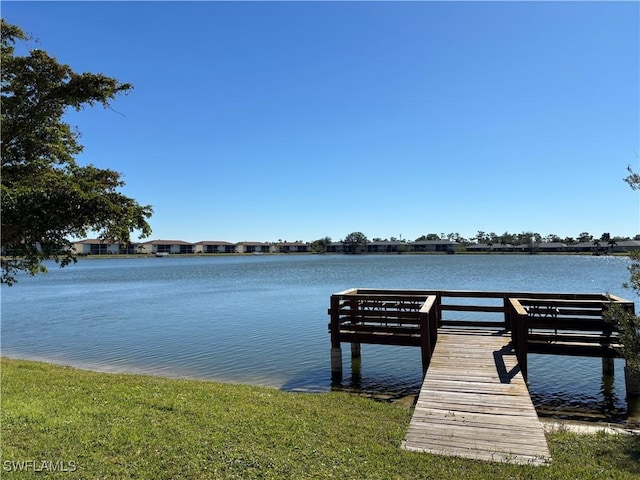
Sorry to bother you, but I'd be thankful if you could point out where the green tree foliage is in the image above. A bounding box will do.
[343,232,368,254]
[623,166,640,296]
[604,166,640,374]
[474,231,487,244]
[544,234,562,243]
[415,233,441,241]
[512,231,538,253]
[1,20,152,285]
[578,232,593,243]
[624,171,640,300]
[624,165,640,192]
[499,232,514,246]
[310,237,332,253]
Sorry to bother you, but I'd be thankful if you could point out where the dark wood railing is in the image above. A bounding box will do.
[328,288,635,382]
[328,289,438,376]
[507,294,634,380]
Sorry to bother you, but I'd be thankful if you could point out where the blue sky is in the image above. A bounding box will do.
[4,1,639,243]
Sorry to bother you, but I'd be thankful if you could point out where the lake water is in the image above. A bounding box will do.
[2,254,638,424]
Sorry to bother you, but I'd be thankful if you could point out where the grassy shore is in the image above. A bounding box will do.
[1,358,639,479]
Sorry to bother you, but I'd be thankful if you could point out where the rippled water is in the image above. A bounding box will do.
[2,254,637,423]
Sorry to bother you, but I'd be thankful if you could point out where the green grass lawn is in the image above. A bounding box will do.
[1,357,639,479]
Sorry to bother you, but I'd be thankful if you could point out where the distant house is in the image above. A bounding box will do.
[513,243,538,253]
[235,242,271,254]
[491,243,515,253]
[367,241,404,253]
[276,242,310,253]
[120,243,143,254]
[609,240,640,253]
[567,240,640,254]
[326,242,344,253]
[73,239,121,255]
[195,241,236,254]
[411,240,460,253]
[466,243,521,252]
[537,242,567,252]
[465,243,492,252]
[140,240,195,254]
[571,241,599,253]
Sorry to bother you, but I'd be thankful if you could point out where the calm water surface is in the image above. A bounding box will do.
[2,254,637,423]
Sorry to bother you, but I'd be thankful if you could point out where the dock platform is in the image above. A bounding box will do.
[401,329,551,466]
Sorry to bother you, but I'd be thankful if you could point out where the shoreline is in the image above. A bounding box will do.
[3,355,638,434]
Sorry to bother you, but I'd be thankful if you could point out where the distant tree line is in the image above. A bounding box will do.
[308,231,640,254]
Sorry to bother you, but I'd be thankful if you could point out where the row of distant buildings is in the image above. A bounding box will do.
[73,238,640,255]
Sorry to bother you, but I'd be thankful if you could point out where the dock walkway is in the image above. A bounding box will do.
[402,329,551,466]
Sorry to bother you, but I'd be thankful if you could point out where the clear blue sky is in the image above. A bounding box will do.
[4,1,639,243]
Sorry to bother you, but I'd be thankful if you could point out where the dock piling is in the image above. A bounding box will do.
[602,357,615,376]
[331,347,342,382]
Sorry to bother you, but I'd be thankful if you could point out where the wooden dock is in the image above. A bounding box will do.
[328,288,636,465]
[402,329,551,466]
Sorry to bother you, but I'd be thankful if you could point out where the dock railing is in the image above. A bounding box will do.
[508,294,635,381]
[329,289,438,377]
[329,288,636,382]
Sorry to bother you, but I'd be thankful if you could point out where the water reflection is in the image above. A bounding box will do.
[601,372,617,415]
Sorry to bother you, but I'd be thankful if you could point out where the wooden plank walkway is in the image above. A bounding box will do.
[402,329,551,466]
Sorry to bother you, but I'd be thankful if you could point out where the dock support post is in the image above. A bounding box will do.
[419,296,439,376]
[429,305,438,351]
[348,296,359,360]
[436,292,443,328]
[503,297,512,332]
[602,357,615,376]
[419,310,431,377]
[351,355,361,387]
[515,311,529,383]
[330,294,343,382]
[331,347,343,382]
[602,367,615,412]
